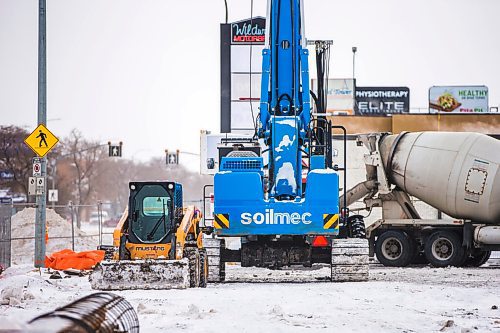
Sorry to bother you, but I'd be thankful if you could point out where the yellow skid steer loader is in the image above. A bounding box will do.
[90,181,208,290]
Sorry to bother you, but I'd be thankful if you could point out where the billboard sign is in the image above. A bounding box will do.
[231,17,266,45]
[312,79,355,115]
[0,171,14,180]
[355,87,410,115]
[429,86,489,113]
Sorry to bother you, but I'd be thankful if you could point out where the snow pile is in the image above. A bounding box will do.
[0,274,42,306]
[11,208,99,265]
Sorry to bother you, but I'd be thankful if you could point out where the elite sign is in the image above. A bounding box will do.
[355,87,410,115]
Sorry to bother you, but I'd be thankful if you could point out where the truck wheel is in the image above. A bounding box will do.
[184,248,200,287]
[375,230,414,267]
[199,249,208,288]
[348,215,366,238]
[424,231,465,267]
[463,250,491,267]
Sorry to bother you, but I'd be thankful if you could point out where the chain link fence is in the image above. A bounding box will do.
[0,204,12,270]
[0,202,119,268]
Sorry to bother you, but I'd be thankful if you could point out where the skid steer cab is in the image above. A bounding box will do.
[90,181,209,290]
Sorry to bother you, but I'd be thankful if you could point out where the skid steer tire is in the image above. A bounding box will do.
[199,249,208,288]
[348,215,366,238]
[184,248,200,288]
[204,238,226,282]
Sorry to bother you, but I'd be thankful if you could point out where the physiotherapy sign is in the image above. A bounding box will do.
[429,86,489,113]
[355,87,410,115]
[231,17,266,45]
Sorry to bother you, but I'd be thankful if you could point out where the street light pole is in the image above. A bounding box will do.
[224,0,228,23]
[35,0,47,268]
[352,46,357,81]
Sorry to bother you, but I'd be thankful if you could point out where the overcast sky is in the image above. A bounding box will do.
[1,0,499,166]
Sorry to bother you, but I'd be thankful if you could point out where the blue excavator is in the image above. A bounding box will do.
[207,0,369,282]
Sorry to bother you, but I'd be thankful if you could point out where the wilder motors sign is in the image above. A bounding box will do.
[231,17,266,45]
[355,87,410,115]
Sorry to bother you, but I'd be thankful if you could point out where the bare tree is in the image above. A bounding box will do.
[0,126,35,198]
[93,158,142,217]
[60,129,105,227]
[141,157,213,202]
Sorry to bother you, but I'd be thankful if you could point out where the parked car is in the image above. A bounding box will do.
[89,211,109,224]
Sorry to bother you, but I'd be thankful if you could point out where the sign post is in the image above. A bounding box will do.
[23,2,60,268]
[35,0,47,268]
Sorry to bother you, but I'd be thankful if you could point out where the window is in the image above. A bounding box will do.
[142,197,170,216]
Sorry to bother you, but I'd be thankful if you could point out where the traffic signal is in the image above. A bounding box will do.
[165,149,179,165]
[108,142,122,157]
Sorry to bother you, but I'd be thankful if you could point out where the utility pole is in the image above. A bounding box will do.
[35,0,47,268]
[352,46,357,81]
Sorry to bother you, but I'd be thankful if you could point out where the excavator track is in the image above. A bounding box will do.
[204,238,226,282]
[331,238,369,282]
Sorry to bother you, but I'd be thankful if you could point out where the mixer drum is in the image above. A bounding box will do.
[379,131,500,224]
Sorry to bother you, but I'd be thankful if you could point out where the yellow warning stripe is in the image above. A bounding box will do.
[214,214,229,229]
[323,214,339,230]
[218,214,230,228]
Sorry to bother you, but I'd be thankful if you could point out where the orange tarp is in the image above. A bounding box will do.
[45,249,105,271]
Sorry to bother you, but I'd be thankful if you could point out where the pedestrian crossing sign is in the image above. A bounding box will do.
[24,124,59,157]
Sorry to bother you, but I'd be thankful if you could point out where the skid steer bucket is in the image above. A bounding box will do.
[89,258,190,290]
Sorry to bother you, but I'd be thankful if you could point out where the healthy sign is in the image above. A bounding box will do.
[429,86,489,113]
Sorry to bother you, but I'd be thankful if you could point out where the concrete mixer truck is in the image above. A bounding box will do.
[342,131,500,268]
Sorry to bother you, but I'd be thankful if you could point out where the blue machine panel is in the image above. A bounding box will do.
[214,168,339,236]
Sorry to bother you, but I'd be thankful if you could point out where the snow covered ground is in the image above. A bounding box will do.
[1,257,499,333]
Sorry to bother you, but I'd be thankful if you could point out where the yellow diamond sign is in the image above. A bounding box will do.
[24,124,59,157]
